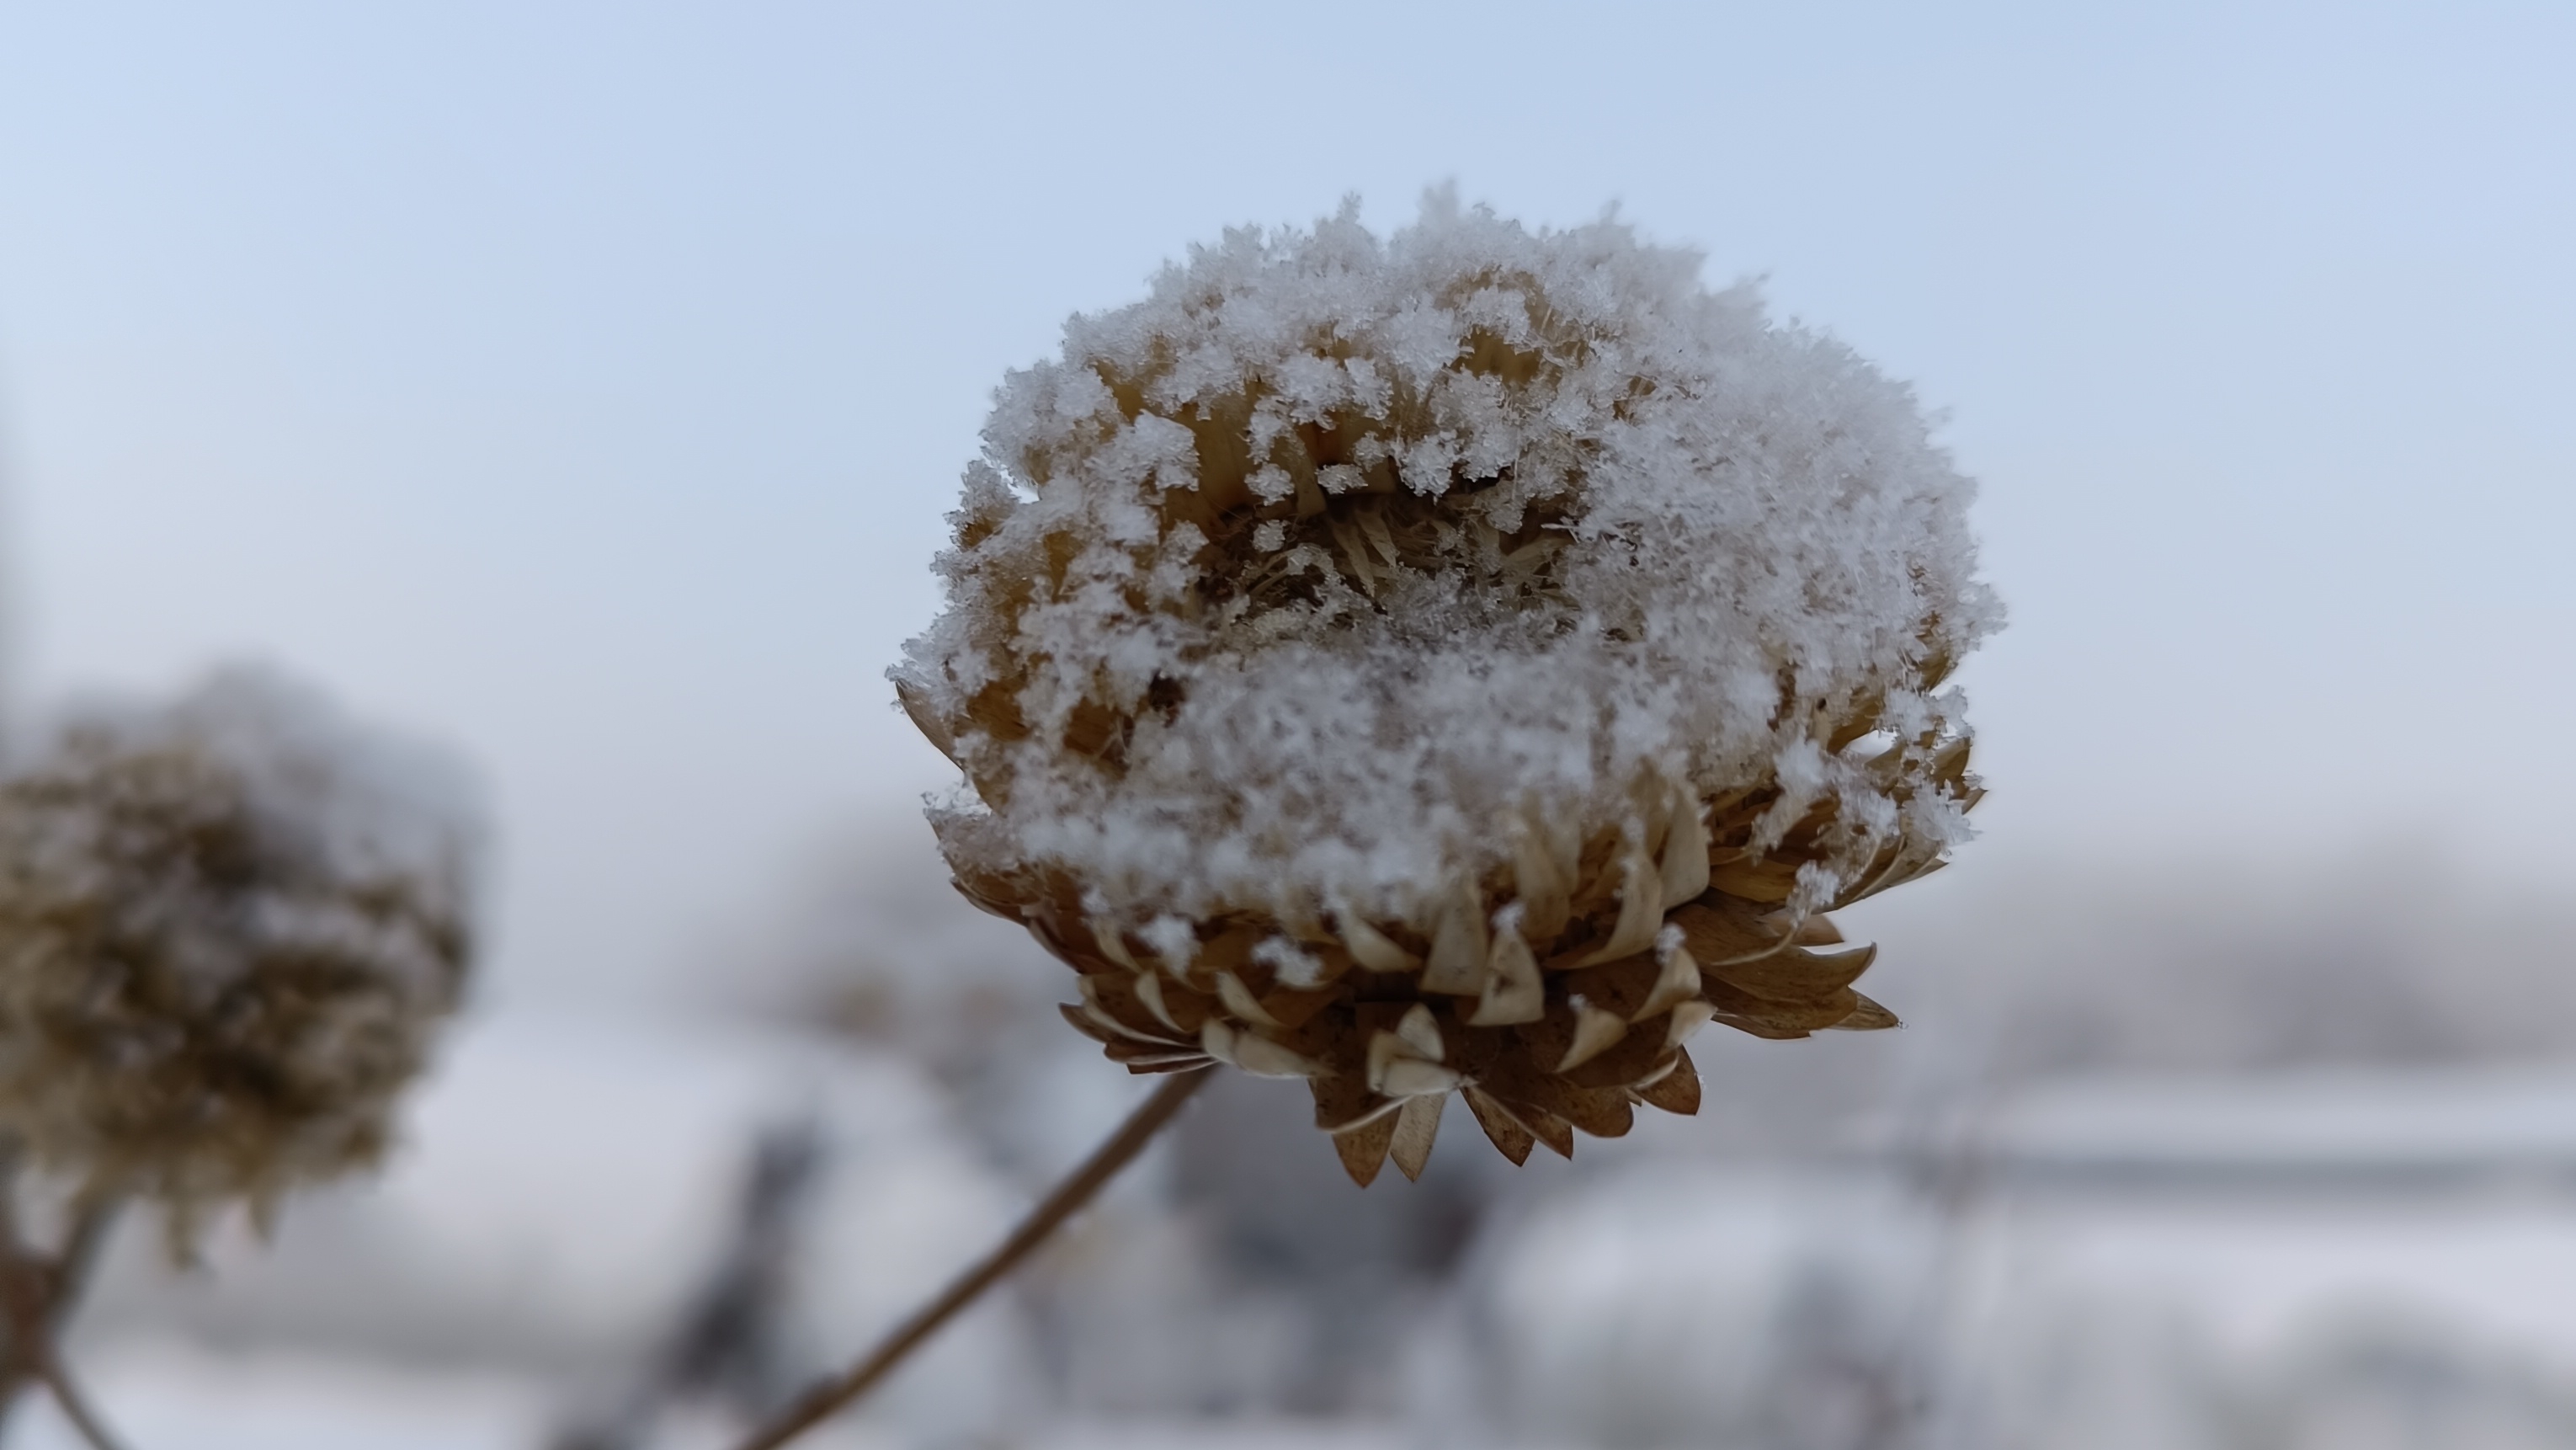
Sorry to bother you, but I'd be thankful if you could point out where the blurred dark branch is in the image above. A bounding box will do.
[732,1066,1212,1450]
[34,1346,128,1450]
[550,1117,824,1450]
[0,1148,126,1447]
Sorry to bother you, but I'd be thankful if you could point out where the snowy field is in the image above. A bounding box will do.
[28,1010,2576,1450]
[8,1338,1408,1450]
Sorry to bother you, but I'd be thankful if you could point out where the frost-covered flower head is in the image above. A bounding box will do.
[0,668,482,1229]
[899,196,1998,1183]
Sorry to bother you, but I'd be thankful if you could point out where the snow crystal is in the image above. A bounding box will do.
[897,192,1999,933]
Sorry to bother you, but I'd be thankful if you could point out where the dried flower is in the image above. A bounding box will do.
[896,196,1998,1184]
[0,668,482,1231]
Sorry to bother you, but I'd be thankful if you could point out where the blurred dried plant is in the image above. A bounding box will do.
[0,667,482,1447]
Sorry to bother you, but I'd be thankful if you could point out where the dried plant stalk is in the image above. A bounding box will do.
[0,1186,126,1450]
[33,1349,127,1450]
[730,1068,1211,1450]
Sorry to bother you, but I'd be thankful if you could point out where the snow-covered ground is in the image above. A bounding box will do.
[1445,1068,2576,1450]
[10,1340,556,1450]
[66,1009,1047,1447]
[8,1337,1404,1450]
[1934,1070,2576,1450]
[42,1013,2576,1450]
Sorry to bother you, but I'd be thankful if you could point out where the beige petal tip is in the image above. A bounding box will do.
[1555,1003,1630,1073]
[1390,1094,1445,1181]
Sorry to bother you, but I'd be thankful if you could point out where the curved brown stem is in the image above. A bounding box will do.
[35,1346,129,1450]
[0,1192,124,1444]
[729,1066,1212,1450]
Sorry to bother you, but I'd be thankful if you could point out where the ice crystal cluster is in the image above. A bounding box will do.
[897,197,1999,1183]
[0,669,481,1226]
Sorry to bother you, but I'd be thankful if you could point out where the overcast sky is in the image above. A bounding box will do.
[3,1,2569,1005]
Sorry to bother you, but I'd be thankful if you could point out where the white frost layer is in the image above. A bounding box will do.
[32,665,486,975]
[902,195,1998,925]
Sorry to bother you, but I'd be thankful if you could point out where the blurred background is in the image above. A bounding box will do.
[3,2,2573,1446]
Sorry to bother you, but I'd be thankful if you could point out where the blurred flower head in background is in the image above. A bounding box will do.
[0,667,483,1238]
[897,195,1997,1184]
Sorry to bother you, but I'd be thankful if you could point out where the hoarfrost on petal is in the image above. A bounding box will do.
[897,195,1997,936]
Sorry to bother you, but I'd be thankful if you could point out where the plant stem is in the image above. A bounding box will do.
[0,1150,29,1437]
[0,1193,122,1445]
[729,1066,1212,1450]
[35,1346,128,1450]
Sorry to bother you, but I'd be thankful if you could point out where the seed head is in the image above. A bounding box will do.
[0,668,482,1232]
[897,197,1999,1182]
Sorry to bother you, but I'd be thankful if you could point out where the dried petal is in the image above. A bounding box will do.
[1666,1000,1716,1048]
[1630,1048,1701,1116]
[1827,992,1903,1031]
[1335,909,1420,973]
[1631,941,1702,1023]
[1390,1095,1445,1181]
[1088,920,1146,973]
[1380,1058,1463,1098]
[1708,857,1800,904]
[1395,1002,1444,1060]
[1554,1003,1630,1073]
[1578,845,1664,966]
[1333,1111,1397,1187]
[1215,972,1281,1027]
[1234,1032,1328,1079]
[1133,972,1184,1034]
[1658,792,1711,909]
[1258,984,1344,1031]
[1510,817,1573,942]
[1705,943,1879,1005]
[1420,886,1489,994]
[1462,1085,1535,1166]
[1469,920,1545,1026]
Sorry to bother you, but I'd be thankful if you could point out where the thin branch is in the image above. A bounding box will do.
[551,1117,822,1450]
[51,1204,118,1304]
[0,1149,40,1437]
[0,1144,24,1252]
[0,1196,124,1443]
[729,1066,1213,1450]
[34,1197,122,1370]
[35,1346,130,1450]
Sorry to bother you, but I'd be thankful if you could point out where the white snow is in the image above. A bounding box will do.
[900,193,1996,931]
[38,664,485,944]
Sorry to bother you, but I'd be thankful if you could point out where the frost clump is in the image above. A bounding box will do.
[0,668,482,1230]
[897,195,1999,933]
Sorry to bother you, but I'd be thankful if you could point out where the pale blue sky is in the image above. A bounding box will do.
[3,1,2569,1002]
